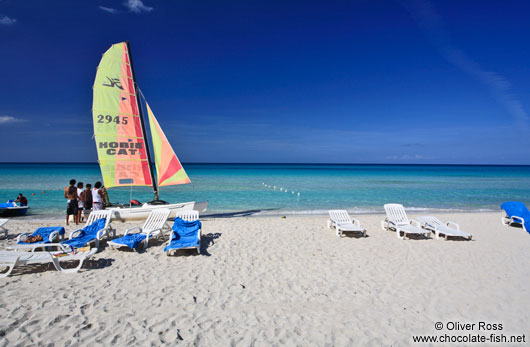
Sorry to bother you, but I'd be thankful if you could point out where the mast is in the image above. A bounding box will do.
[126,41,159,200]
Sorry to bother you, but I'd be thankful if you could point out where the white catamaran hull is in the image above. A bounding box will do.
[108,201,208,222]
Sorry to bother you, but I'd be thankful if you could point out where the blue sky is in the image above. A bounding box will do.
[1,0,529,164]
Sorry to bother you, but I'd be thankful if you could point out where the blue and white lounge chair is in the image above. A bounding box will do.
[164,211,201,256]
[108,209,171,251]
[62,210,114,250]
[501,201,530,233]
[17,226,65,245]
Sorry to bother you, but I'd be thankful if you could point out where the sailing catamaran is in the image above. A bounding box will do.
[92,41,207,221]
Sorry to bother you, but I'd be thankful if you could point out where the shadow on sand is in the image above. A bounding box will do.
[202,209,278,219]
[2,257,115,278]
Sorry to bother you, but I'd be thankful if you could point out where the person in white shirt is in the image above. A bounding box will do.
[92,181,104,211]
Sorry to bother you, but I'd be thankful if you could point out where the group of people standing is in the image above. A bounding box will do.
[64,179,110,225]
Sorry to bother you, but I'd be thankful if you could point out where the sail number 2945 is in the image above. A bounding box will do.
[97,115,128,125]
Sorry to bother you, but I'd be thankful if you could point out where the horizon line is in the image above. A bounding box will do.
[1,162,530,167]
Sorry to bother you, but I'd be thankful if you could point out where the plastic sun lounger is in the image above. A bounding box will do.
[501,201,530,233]
[165,211,201,256]
[327,210,366,237]
[416,216,472,240]
[381,204,431,240]
[0,246,97,278]
[0,219,8,239]
[108,209,171,251]
[62,210,115,250]
[16,226,65,245]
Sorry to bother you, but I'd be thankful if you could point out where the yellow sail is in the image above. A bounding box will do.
[92,42,153,188]
[146,103,191,186]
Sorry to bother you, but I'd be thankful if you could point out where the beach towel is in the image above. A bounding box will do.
[17,226,65,245]
[110,233,147,249]
[501,201,530,233]
[164,218,201,252]
[62,218,106,248]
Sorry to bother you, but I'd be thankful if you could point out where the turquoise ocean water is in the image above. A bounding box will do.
[1,163,529,218]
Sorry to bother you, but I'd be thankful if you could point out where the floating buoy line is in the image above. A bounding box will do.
[262,182,301,197]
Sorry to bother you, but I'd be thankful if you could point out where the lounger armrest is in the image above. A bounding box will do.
[48,230,59,243]
[69,228,83,239]
[17,232,31,243]
[446,221,460,230]
[410,219,422,228]
[509,216,526,232]
[124,226,141,236]
[166,230,175,245]
[352,218,361,227]
[382,218,395,231]
[96,227,112,240]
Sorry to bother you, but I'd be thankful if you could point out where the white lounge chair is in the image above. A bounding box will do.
[416,216,472,240]
[165,211,201,256]
[0,246,97,278]
[381,204,431,240]
[108,209,171,251]
[327,210,366,237]
[0,219,8,239]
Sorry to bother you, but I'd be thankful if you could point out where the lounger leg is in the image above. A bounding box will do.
[51,256,86,273]
[0,258,20,278]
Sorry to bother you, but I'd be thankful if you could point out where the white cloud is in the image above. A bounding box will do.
[0,116,25,124]
[0,15,16,25]
[123,0,153,13]
[99,6,118,14]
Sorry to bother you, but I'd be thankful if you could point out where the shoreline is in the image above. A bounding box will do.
[10,206,504,222]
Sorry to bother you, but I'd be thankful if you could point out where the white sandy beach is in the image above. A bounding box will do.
[1,211,529,346]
